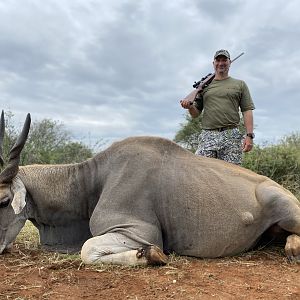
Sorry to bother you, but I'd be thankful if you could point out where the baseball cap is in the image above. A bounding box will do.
[214,49,230,59]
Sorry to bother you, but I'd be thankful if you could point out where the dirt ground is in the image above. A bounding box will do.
[0,243,299,300]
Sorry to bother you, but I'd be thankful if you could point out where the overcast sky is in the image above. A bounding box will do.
[1,0,299,149]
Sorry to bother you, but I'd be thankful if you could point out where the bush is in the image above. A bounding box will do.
[242,138,300,198]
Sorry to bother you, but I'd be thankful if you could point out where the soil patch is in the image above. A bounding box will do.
[0,244,299,299]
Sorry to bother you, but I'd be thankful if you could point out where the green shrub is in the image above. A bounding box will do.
[242,140,300,198]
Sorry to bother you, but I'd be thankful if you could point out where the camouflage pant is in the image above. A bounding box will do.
[195,128,243,165]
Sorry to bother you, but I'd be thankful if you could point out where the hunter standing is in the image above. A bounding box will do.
[180,49,255,165]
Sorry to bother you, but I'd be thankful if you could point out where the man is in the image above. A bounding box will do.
[180,49,255,165]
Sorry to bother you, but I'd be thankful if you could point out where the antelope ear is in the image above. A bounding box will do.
[11,177,27,215]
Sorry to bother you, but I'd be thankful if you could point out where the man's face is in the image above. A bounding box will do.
[213,56,231,74]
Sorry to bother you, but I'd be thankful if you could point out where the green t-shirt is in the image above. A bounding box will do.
[194,77,255,129]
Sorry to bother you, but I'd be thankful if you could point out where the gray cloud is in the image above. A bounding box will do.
[1,0,300,147]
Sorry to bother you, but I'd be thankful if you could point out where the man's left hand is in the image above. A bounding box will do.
[243,137,253,152]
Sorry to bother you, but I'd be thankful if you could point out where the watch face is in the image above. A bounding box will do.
[247,133,255,139]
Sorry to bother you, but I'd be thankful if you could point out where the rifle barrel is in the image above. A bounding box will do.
[231,52,244,63]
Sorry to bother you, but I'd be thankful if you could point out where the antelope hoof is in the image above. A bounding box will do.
[285,234,300,262]
[136,245,168,265]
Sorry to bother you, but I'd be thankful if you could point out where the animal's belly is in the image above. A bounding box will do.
[176,231,257,258]
[158,175,267,257]
[163,213,267,258]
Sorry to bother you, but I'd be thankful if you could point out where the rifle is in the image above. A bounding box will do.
[181,52,244,105]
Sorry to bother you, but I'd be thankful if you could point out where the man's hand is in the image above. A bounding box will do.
[180,100,200,118]
[243,136,253,152]
[180,99,193,109]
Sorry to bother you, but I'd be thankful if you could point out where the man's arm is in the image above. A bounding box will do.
[242,110,254,152]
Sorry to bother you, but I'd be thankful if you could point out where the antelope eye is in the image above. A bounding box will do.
[0,197,10,208]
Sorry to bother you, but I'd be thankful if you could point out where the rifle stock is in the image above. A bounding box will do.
[182,89,201,104]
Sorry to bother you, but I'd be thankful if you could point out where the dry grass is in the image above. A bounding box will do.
[12,221,293,273]
[15,221,40,250]
[12,222,201,276]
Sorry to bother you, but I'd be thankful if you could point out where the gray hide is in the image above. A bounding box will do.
[1,112,300,262]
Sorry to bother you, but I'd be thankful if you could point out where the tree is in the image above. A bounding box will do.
[174,114,203,153]
[49,142,94,164]
[2,112,94,165]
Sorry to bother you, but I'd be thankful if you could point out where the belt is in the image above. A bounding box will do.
[205,126,237,132]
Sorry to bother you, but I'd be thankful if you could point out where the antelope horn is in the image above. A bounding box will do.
[0,110,4,166]
[0,113,31,183]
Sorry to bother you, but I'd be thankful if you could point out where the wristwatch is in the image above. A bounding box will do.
[246,133,255,139]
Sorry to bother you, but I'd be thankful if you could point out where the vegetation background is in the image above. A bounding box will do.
[2,111,97,165]
[2,110,300,200]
